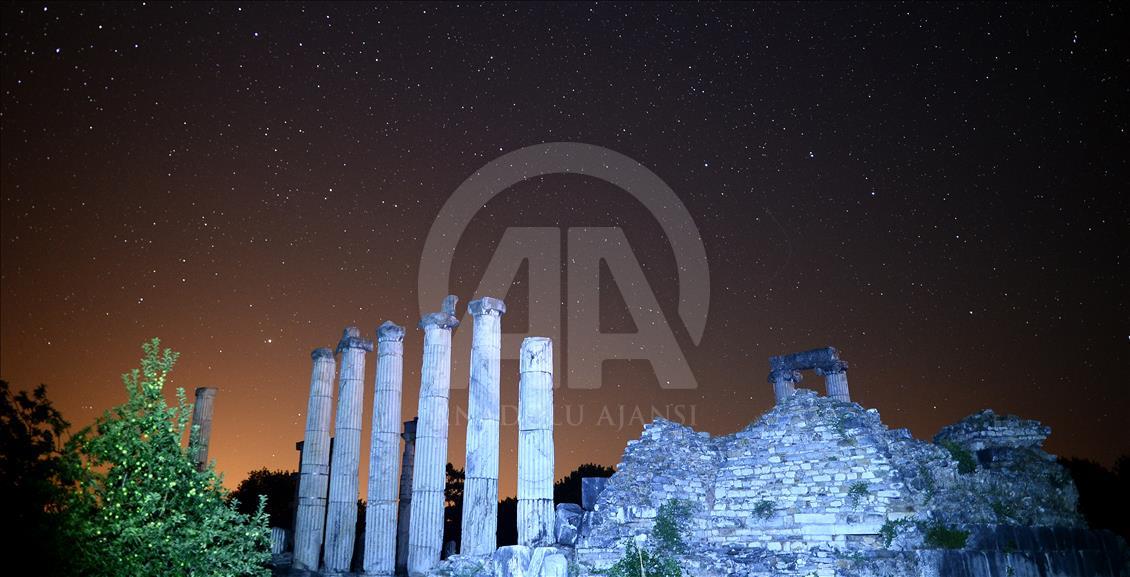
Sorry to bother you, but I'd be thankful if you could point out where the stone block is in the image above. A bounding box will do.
[582,477,609,510]
[492,545,531,577]
[554,503,583,546]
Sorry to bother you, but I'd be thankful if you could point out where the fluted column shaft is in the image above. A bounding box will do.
[823,362,850,403]
[363,322,406,576]
[324,327,374,574]
[294,348,337,571]
[461,297,506,557]
[189,387,217,471]
[518,337,555,546]
[396,419,417,574]
[769,369,802,405]
[408,296,459,577]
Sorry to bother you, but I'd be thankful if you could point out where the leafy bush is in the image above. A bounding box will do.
[63,339,270,577]
[921,521,969,549]
[607,499,691,577]
[878,517,914,547]
[847,482,869,505]
[940,441,977,474]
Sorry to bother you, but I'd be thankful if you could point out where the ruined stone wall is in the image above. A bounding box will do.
[574,390,1099,577]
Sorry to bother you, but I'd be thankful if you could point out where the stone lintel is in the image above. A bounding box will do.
[770,346,845,373]
[815,359,849,375]
[312,347,334,360]
[378,320,406,342]
[419,295,460,330]
[468,296,507,316]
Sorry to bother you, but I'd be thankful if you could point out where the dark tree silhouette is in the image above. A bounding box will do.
[1059,456,1130,542]
[0,381,74,576]
[497,497,518,546]
[443,463,464,555]
[229,468,298,530]
[554,463,615,505]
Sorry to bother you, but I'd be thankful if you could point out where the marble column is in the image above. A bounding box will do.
[293,348,337,572]
[461,297,506,557]
[517,337,555,547]
[324,327,374,574]
[189,386,217,471]
[769,368,802,405]
[820,360,851,403]
[408,296,459,577]
[363,322,406,576]
[396,418,418,575]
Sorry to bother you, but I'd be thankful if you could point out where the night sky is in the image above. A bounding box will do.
[2,2,1127,498]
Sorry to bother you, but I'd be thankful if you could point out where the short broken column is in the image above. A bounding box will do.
[363,322,406,576]
[189,386,217,471]
[769,369,802,404]
[461,297,506,557]
[293,348,337,572]
[324,327,374,575]
[820,360,851,403]
[407,296,459,577]
[396,418,417,575]
[517,336,555,546]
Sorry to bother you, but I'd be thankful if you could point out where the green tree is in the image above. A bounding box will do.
[607,499,691,577]
[64,338,270,577]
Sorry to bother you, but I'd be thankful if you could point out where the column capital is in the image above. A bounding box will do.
[419,295,460,330]
[337,326,375,354]
[816,360,849,375]
[468,296,507,316]
[378,321,406,342]
[194,386,218,398]
[311,347,334,360]
[767,368,803,385]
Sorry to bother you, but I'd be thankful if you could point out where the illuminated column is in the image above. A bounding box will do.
[407,296,459,577]
[821,360,851,403]
[189,386,217,471]
[363,322,406,576]
[293,348,336,572]
[461,297,506,557]
[396,418,417,574]
[769,369,802,405]
[517,337,555,546]
[323,327,374,575]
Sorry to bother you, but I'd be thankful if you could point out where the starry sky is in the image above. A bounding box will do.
[2,2,1127,498]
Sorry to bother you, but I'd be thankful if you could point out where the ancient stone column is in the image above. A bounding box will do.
[324,327,374,575]
[408,296,459,577]
[396,418,417,575]
[461,297,506,557]
[820,360,851,403]
[363,322,406,576]
[293,348,337,572]
[769,368,802,405]
[189,386,217,471]
[517,336,555,546]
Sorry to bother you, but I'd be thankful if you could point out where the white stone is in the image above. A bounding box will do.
[461,298,505,557]
[363,322,405,576]
[293,348,336,572]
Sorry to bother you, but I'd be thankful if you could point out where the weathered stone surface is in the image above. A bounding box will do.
[581,477,608,511]
[293,347,336,572]
[518,337,555,547]
[554,503,583,546]
[189,387,217,471]
[324,327,374,574]
[540,552,569,577]
[462,297,506,557]
[396,418,417,574]
[492,545,531,577]
[270,526,287,555]
[363,321,406,576]
[408,297,459,577]
[572,389,1100,577]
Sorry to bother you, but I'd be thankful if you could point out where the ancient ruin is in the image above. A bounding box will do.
[279,314,1127,577]
[189,386,217,471]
